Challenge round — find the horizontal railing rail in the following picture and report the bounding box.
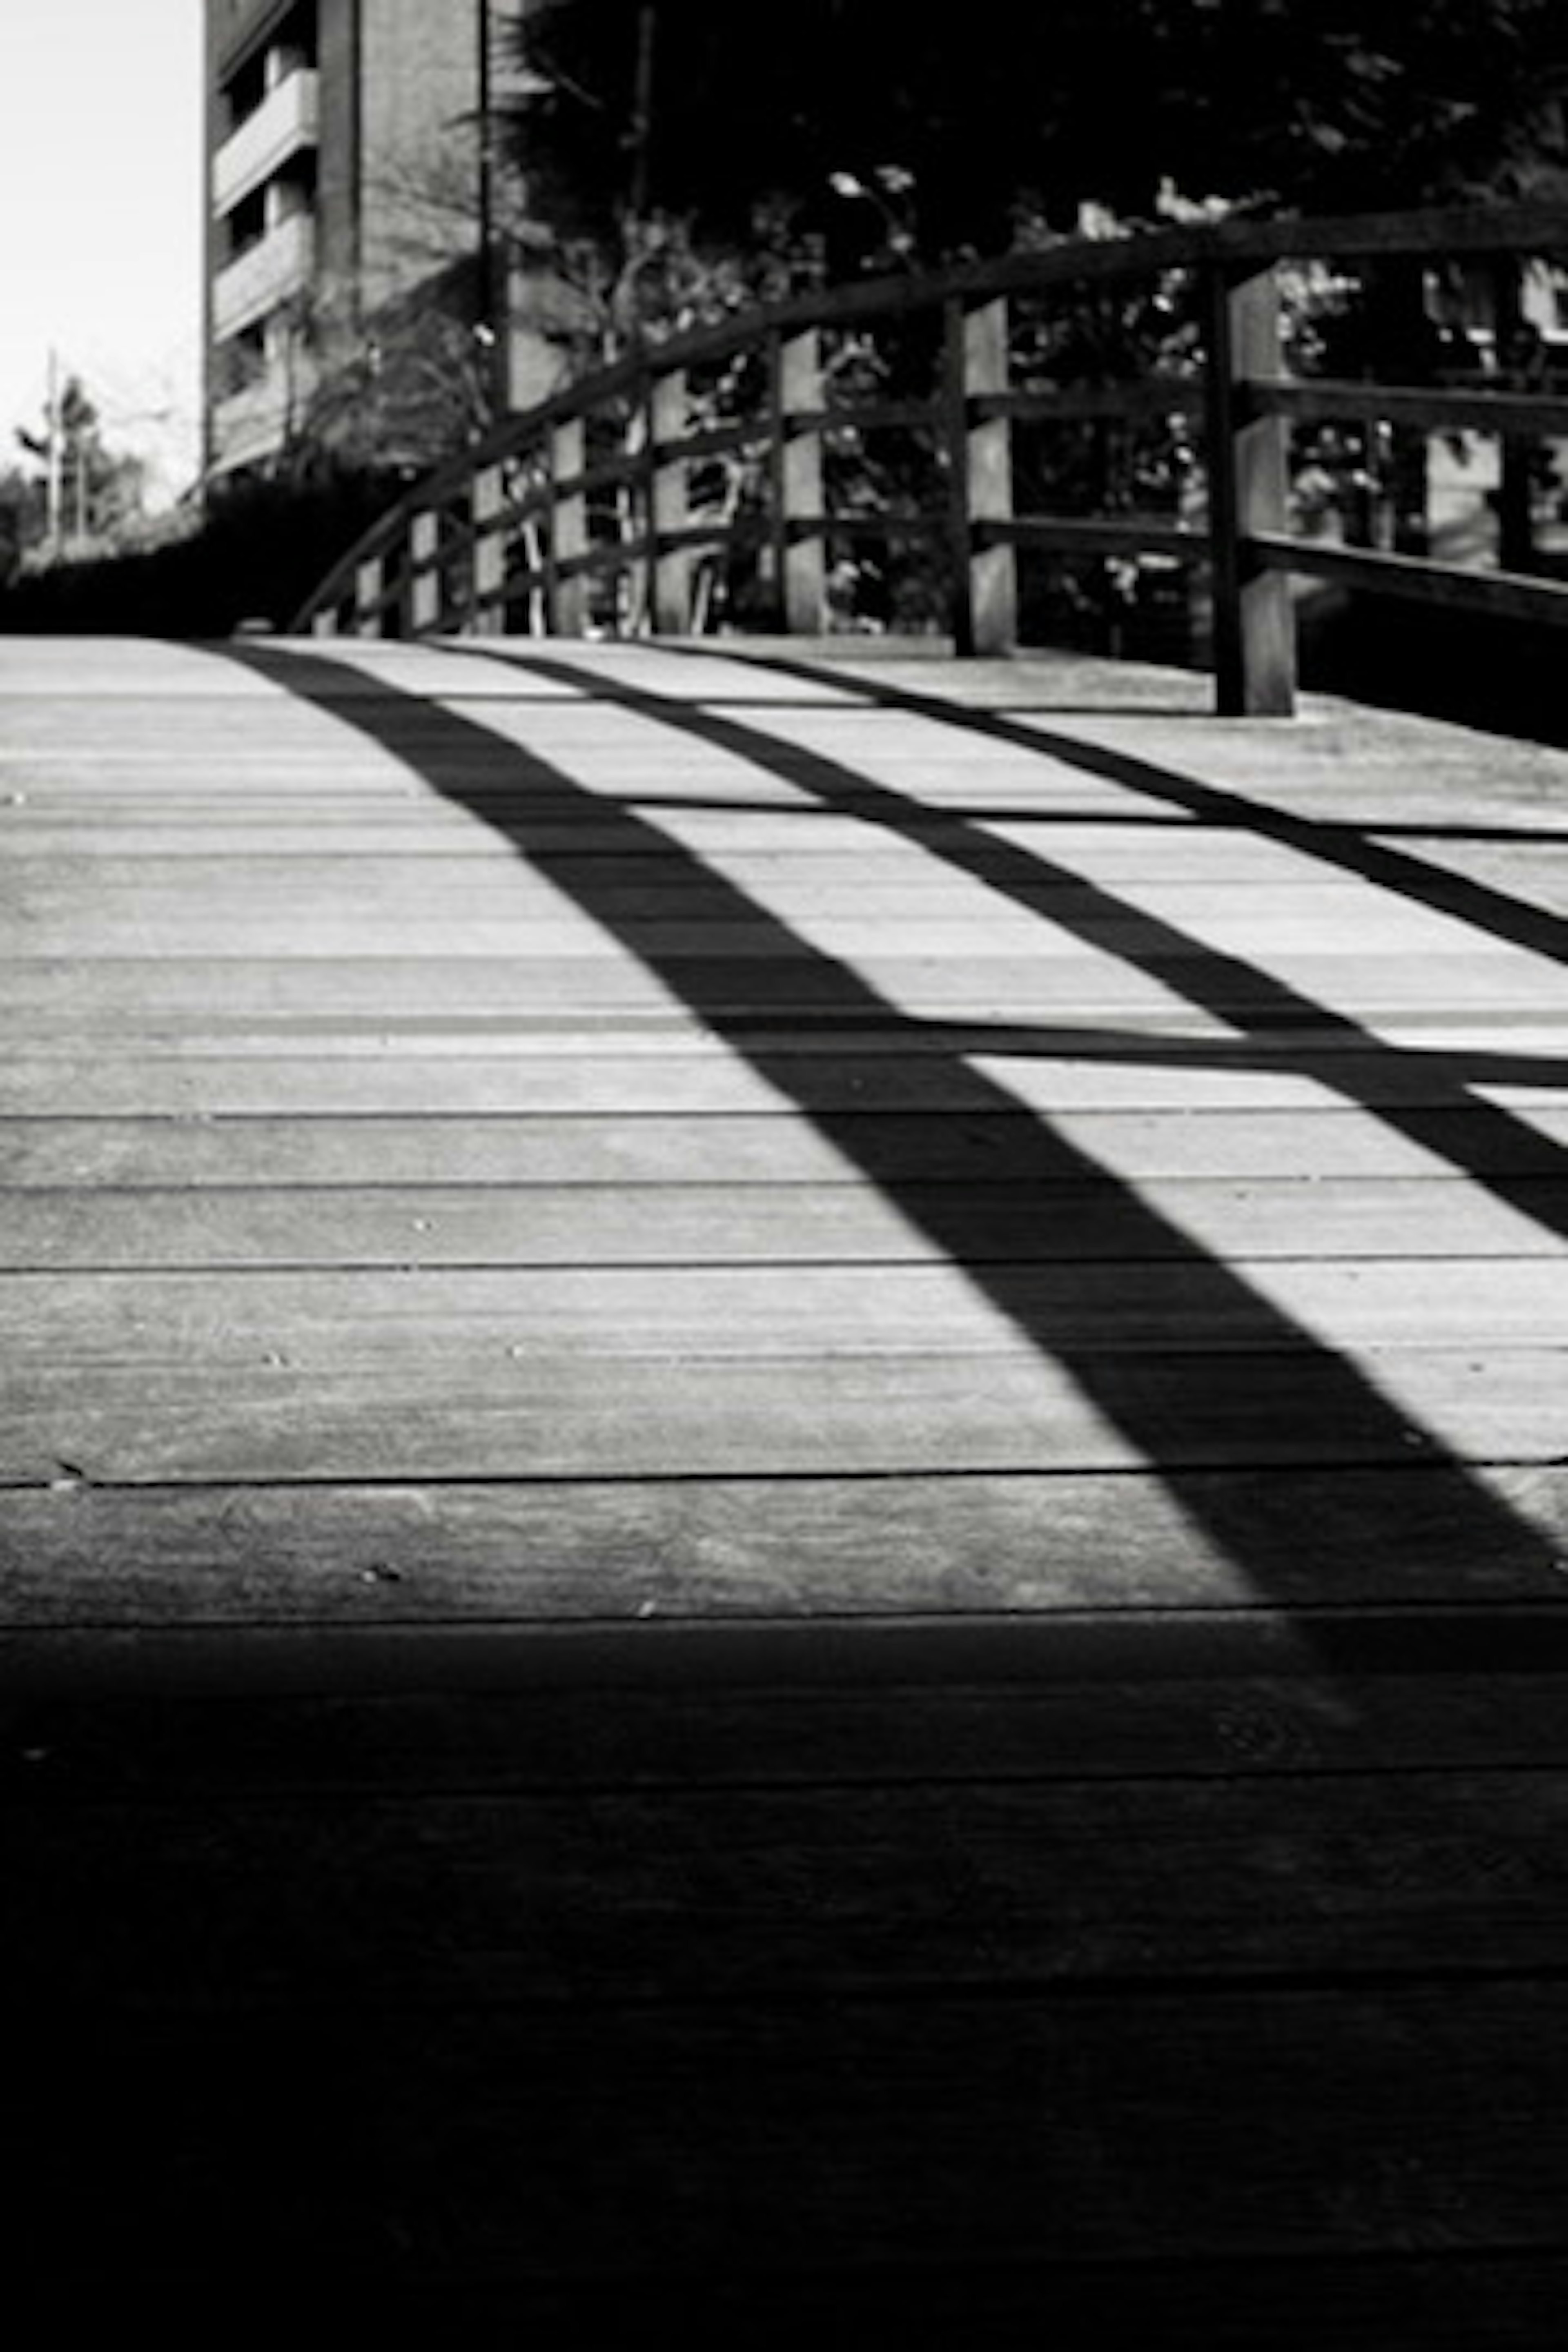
[292,202,1568,715]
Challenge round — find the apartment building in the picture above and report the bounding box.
[204,0,524,479]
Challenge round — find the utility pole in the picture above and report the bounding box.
[476,0,507,416]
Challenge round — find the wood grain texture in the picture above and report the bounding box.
[7,633,1568,2325]
[8,1175,1568,1270]
[2,1462,1565,1630]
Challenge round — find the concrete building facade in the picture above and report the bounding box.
[204,0,521,480]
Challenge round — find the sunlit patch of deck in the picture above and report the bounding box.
[5,633,1568,2331]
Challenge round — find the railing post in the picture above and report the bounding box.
[472,463,506,635]
[1363,258,1434,558]
[409,510,441,635]
[649,366,693,634]
[548,417,588,637]
[1203,256,1296,716]
[353,554,384,639]
[1491,254,1536,576]
[944,294,1017,656]
[773,327,827,634]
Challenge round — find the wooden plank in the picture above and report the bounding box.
[6,1047,1568,1116]
[16,1607,1568,1701]
[28,866,1521,921]
[10,1257,1568,1361]
[3,1465,1562,1628]
[24,908,1535,960]
[13,827,1568,945]
[6,1105,1568,1183]
[8,1175,1568,1271]
[26,949,1539,1019]
[8,1009,1564,1060]
[11,1768,1568,1996]
[20,2253,1553,2342]
[16,1667,1568,1793]
[0,825,1504,880]
[9,1982,1568,2274]
[6,1343,1568,1481]
[8,878,1558,961]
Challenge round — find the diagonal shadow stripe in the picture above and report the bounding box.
[676,648,1568,967]
[866,1022,1568,1100]
[503,640,1568,1252]
[223,641,1557,1609]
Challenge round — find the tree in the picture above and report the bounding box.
[479,5,1568,641]
[0,466,46,585]
[13,375,147,559]
[1131,0,1568,214]
[282,261,499,480]
[504,0,1568,260]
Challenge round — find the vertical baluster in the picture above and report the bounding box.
[409,511,441,635]
[353,554,384,639]
[1492,254,1536,577]
[945,294,1017,656]
[472,463,506,635]
[650,367,692,634]
[550,417,588,636]
[1203,257,1296,716]
[773,327,827,634]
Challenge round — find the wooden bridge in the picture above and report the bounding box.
[7,203,1568,2332]
[5,624,1568,2333]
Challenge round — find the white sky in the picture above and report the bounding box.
[0,0,204,507]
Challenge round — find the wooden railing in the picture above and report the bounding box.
[292,203,1568,715]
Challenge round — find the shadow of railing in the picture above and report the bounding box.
[223,637,1566,1630]
[630,642,1568,1252]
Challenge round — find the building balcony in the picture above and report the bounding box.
[213,67,320,216]
[209,356,316,476]
[213,210,317,341]
[212,0,296,76]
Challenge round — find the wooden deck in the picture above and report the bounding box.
[5,631,1568,2332]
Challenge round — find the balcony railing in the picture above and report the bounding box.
[213,210,316,341]
[213,67,320,217]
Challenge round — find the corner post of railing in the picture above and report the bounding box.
[471,461,506,635]
[352,553,385,639]
[409,510,441,635]
[649,363,693,634]
[548,416,588,636]
[1490,251,1537,575]
[944,292,1017,657]
[1202,250,1296,716]
[772,325,828,633]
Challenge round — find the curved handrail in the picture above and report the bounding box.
[292,200,1568,714]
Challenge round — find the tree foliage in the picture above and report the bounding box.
[506,0,1568,265]
[11,376,148,560]
[0,467,46,585]
[1134,0,1568,213]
